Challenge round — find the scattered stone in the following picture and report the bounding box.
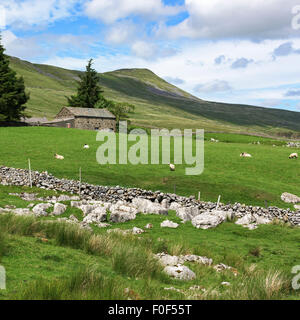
[221,282,231,286]
[52,203,67,216]
[160,220,179,228]
[32,203,53,216]
[132,227,144,235]
[191,213,225,229]
[164,264,196,281]
[145,223,153,229]
[281,192,300,204]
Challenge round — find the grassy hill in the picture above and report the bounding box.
[8,56,300,138]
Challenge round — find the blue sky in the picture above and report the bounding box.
[1,0,300,112]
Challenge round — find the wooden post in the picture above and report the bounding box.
[216,195,221,209]
[28,159,32,188]
[79,167,82,195]
[265,200,268,209]
[198,191,201,201]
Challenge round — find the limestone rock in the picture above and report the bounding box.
[32,203,53,216]
[164,264,196,281]
[160,220,179,228]
[52,203,67,216]
[191,213,225,229]
[281,192,300,204]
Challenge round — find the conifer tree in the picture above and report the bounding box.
[0,36,29,121]
[67,59,103,108]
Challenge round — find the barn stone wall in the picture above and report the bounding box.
[55,108,73,119]
[74,117,116,131]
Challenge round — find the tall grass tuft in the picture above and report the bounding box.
[112,244,164,280]
[11,268,126,300]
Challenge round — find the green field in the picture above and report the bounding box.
[0,126,299,209]
[1,127,300,300]
[8,56,300,138]
[0,185,300,300]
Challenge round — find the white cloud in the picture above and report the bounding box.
[105,21,138,45]
[84,0,182,24]
[1,0,80,29]
[194,80,232,93]
[158,0,300,40]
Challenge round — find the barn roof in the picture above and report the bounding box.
[63,107,116,119]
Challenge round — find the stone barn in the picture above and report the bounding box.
[52,107,116,131]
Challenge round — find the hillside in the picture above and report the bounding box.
[8,56,300,137]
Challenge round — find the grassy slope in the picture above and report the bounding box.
[8,56,300,137]
[0,127,299,209]
[0,185,300,300]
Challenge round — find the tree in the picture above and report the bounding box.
[0,36,29,122]
[67,59,103,108]
[95,96,135,129]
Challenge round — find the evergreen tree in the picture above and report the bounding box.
[67,59,103,108]
[0,36,29,121]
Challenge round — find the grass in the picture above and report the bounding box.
[0,126,299,209]
[8,56,300,137]
[0,208,299,300]
[1,127,300,299]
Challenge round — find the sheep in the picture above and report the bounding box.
[169,163,175,171]
[240,152,252,158]
[83,144,90,149]
[54,153,64,160]
[289,153,298,159]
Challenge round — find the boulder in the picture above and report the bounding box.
[83,206,107,224]
[281,192,300,204]
[110,204,137,223]
[191,213,225,229]
[52,203,67,216]
[180,254,213,266]
[164,264,196,281]
[156,253,180,266]
[132,198,168,215]
[32,203,53,216]
[176,206,199,222]
[235,214,255,225]
[160,220,179,228]
[169,202,182,211]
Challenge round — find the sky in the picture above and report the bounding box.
[1,0,300,111]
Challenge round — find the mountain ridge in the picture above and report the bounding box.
[7,55,300,138]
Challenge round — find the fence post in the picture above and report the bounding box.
[216,195,221,209]
[28,159,32,188]
[79,167,82,195]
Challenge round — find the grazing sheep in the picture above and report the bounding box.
[240,152,252,158]
[83,144,90,149]
[289,153,298,159]
[54,153,64,160]
[169,163,175,171]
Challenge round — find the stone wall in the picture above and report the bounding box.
[74,117,116,131]
[55,108,73,119]
[1,166,300,226]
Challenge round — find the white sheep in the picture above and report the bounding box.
[240,152,252,158]
[54,153,64,160]
[83,144,90,149]
[169,163,175,171]
[289,153,298,159]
